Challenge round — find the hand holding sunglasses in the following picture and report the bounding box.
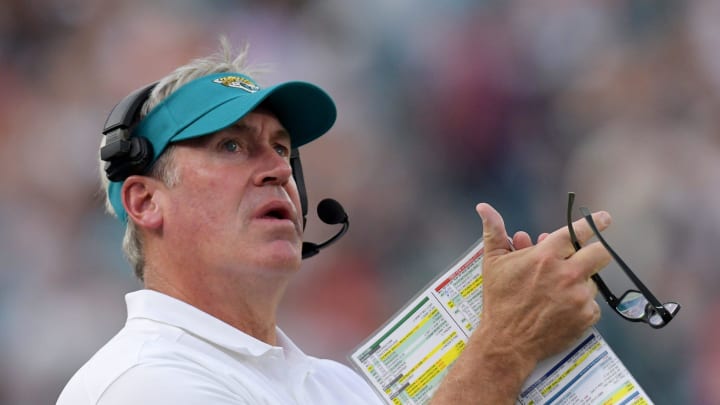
[567,192,680,329]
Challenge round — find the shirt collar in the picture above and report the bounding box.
[125,289,305,359]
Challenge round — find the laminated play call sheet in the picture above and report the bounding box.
[349,239,652,405]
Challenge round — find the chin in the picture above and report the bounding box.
[256,242,302,271]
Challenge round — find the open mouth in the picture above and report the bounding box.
[263,208,290,220]
[256,202,293,222]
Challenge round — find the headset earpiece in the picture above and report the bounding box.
[103,136,154,182]
[101,83,157,182]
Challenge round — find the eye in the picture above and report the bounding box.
[274,143,290,158]
[220,139,241,153]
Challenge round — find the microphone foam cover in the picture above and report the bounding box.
[317,198,347,225]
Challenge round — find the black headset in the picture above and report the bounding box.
[100,82,310,225]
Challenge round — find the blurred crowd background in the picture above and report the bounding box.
[1,0,718,404]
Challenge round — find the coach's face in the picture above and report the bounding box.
[160,109,304,278]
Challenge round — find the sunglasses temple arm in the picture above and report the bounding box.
[568,194,619,307]
[590,273,618,307]
[582,213,671,319]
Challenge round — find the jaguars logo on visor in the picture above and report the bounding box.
[212,75,260,93]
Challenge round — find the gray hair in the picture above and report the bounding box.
[99,37,263,281]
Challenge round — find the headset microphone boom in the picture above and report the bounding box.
[301,198,349,259]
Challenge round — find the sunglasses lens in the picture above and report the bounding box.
[616,291,648,320]
[648,302,680,327]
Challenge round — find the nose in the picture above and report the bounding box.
[253,146,293,186]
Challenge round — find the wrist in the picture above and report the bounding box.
[469,325,538,395]
[429,325,537,405]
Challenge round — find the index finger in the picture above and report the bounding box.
[541,210,612,258]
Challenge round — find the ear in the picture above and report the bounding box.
[121,175,164,230]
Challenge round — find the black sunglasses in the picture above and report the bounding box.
[567,192,680,329]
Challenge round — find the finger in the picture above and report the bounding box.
[512,231,532,250]
[537,233,550,244]
[587,300,602,327]
[578,282,602,329]
[587,277,599,297]
[567,241,613,279]
[476,203,511,256]
[542,211,612,258]
[593,301,601,323]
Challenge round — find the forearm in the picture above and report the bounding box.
[429,326,537,405]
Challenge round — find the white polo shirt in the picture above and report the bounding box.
[57,289,383,404]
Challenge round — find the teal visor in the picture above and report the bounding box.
[107,72,337,223]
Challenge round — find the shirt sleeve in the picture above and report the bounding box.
[97,362,257,405]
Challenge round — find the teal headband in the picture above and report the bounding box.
[107,72,337,223]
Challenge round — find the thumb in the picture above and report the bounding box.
[476,203,511,256]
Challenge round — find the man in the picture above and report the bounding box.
[58,41,612,404]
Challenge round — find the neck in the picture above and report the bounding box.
[143,260,293,345]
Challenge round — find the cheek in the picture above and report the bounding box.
[168,173,241,230]
[287,181,304,221]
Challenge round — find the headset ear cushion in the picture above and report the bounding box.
[104,137,154,182]
[128,136,154,174]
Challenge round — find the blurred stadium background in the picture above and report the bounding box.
[1,0,718,403]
